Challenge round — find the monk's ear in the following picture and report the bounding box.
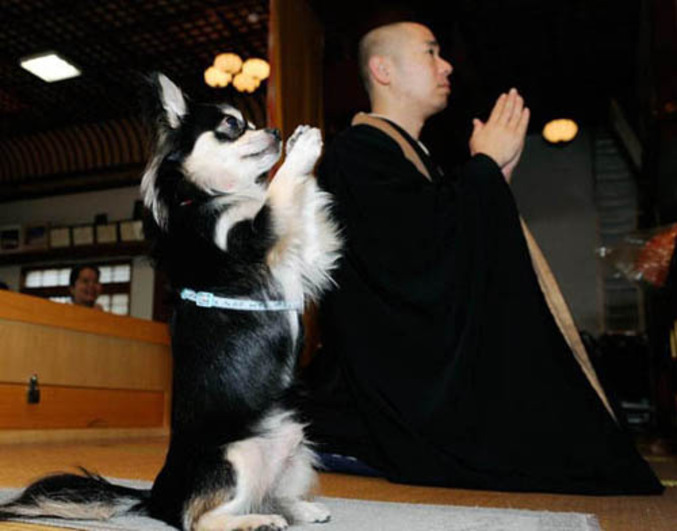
[368,56,391,86]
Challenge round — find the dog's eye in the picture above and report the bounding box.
[225,116,239,129]
[216,115,245,140]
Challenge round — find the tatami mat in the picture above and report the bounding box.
[0,438,675,530]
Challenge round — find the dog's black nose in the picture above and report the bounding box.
[266,128,281,140]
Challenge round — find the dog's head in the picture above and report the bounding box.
[141,73,281,229]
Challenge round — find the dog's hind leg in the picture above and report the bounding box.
[191,427,293,531]
[273,443,331,525]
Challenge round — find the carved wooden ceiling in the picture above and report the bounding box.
[0,0,269,200]
[0,0,269,139]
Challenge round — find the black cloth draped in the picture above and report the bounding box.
[301,118,663,495]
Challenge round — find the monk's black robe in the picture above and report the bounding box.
[301,117,663,495]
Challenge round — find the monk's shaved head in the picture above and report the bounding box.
[358,22,420,93]
[355,21,452,132]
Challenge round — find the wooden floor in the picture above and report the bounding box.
[0,437,675,530]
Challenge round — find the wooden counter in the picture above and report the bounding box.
[0,290,171,443]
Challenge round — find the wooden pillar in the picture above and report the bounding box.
[267,0,324,139]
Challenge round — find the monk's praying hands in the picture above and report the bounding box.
[469,88,530,181]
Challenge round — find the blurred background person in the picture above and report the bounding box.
[69,264,103,310]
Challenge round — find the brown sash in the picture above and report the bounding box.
[352,112,615,418]
[352,113,432,181]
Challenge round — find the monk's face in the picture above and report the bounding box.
[390,24,453,119]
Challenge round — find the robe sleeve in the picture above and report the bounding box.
[318,125,504,313]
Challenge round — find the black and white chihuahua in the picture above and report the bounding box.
[0,74,341,531]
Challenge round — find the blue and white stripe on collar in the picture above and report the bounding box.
[180,288,303,312]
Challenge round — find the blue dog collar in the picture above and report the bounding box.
[180,288,303,312]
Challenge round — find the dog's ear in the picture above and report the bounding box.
[156,73,187,129]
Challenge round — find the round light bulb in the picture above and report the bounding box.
[542,118,579,144]
[214,53,243,74]
[242,58,270,81]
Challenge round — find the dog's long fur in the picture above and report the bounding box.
[0,74,340,531]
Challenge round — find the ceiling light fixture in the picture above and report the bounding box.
[20,52,81,82]
[542,118,579,144]
[204,53,270,93]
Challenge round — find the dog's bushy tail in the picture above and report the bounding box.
[0,468,149,522]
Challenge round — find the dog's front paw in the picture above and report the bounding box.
[286,125,311,154]
[284,126,322,175]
